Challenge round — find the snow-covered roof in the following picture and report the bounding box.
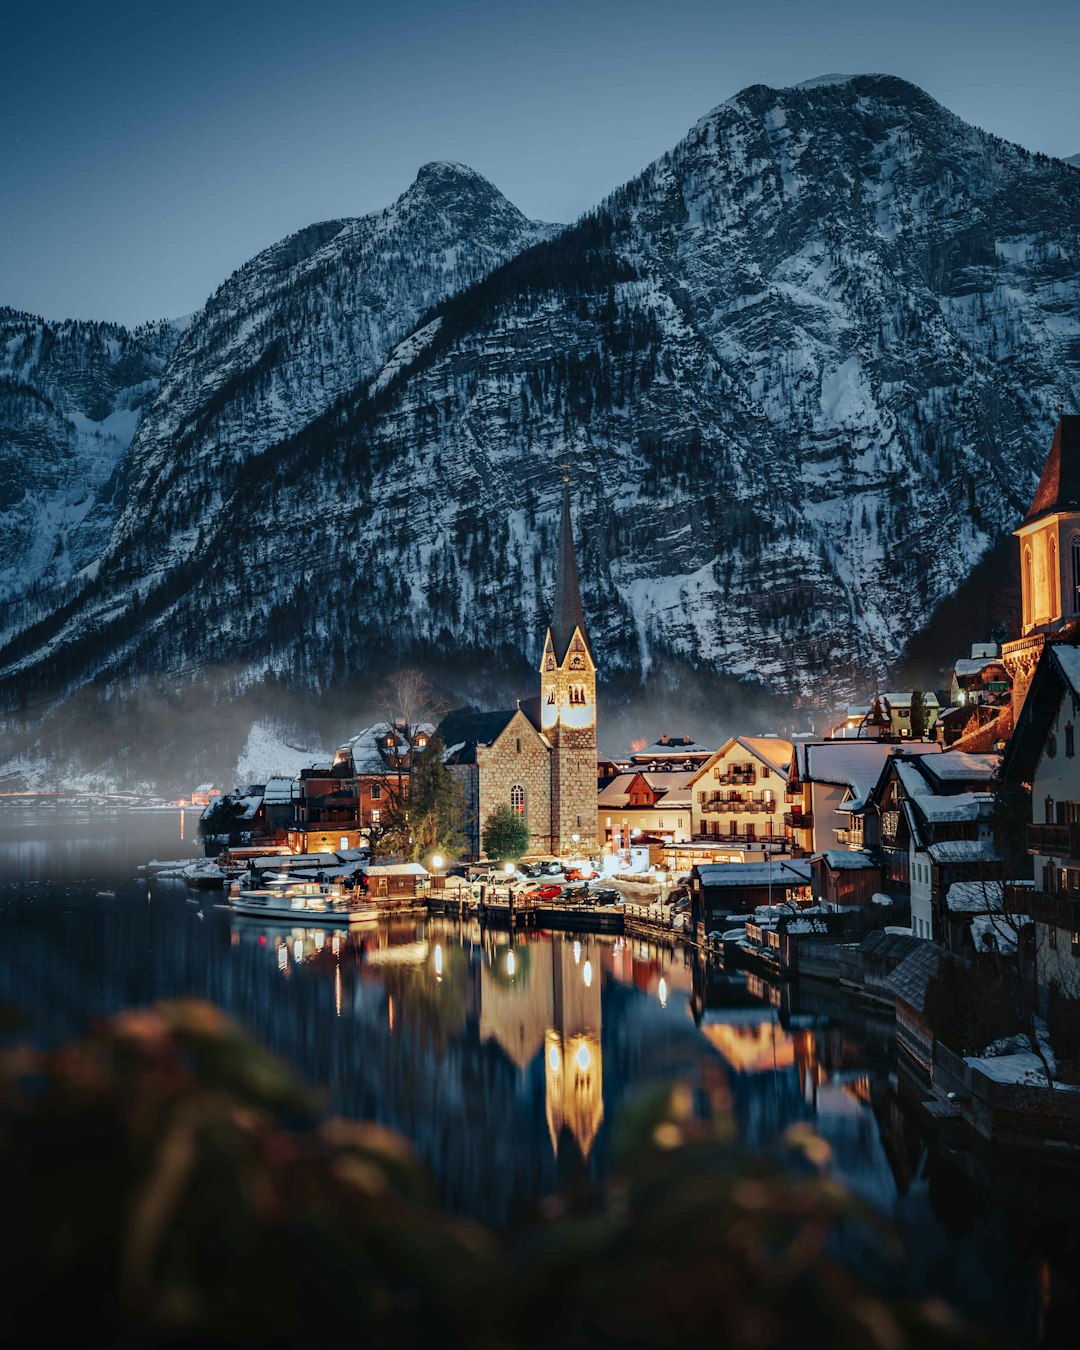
[947,881,1004,913]
[631,736,714,759]
[597,770,695,807]
[338,722,437,773]
[971,912,1029,956]
[364,862,429,876]
[263,776,296,804]
[927,839,1002,863]
[954,657,1006,679]
[798,741,940,812]
[814,850,878,871]
[1053,646,1080,699]
[735,735,793,776]
[695,860,812,888]
[922,750,999,783]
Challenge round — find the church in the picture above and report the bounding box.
[440,477,598,859]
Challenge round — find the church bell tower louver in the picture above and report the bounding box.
[540,473,597,857]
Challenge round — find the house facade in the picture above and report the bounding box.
[686,736,792,851]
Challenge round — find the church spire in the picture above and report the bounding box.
[550,471,589,664]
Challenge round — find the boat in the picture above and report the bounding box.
[226,879,381,924]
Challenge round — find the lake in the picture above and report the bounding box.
[1,810,1077,1342]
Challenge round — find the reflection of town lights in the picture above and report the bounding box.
[277,945,288,971]
[293,938,303,964]
[434,943,443,977]
[575,1043,591,1071]
[573,940,581,965]
[548,1044,561,1070]
[658,978,668,1007]
[506,950,516,976]
[335,965,342,1017]
[583,960,593,988]
[314,930,325,950]
[331,934,340,956]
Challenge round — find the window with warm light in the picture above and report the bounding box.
[510,784,525,816]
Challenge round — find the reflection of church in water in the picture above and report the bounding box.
[477,936,603,1159]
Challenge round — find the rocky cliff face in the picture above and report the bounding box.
[3,76,1080,788]
[0,310,179,616]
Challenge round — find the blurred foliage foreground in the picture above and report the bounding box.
[0,1000,999,1349]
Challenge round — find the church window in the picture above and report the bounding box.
[1071,537,1080,615]
[1046,795,1055,824]
[1050,536,1059,616]
[1048,733,1058,760]
[568,685,586,706]
[1024,548,1034,627]
[1068,724,1075,758]
[546,690,555,705]
[516,737,522,754]
[510,785,525,816]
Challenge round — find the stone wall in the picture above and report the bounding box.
[476,710,553,856]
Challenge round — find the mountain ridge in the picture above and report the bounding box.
[2,73,1080,790]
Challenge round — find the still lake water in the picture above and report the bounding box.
[2,810,1079,1342]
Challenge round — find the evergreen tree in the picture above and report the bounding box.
[909,689,928,740]
[481,804,530,863]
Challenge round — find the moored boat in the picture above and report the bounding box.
[226,880,380,924]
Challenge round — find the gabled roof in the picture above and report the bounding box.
[687,734,793,786]
[884,943,947,1012]
[813,850,879,871]
[437,707,521,764]
[999,641,1080,782]
[597,770,694,808]
[859,930,924,963]
[1022,415,1080,525]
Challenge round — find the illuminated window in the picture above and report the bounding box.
[510,785,525,816]
[1072,537,1080,615]
[370,809,380,824]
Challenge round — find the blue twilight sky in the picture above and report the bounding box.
[3,0,1079,327]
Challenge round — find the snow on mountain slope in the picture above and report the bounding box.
[102,161,559,576]
[0,309,179,613]
[3,77,1080,789]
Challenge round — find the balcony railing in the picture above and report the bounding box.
[701,799,778,815]
[784,788,802,803]
[1027,822,1080,859]
[784,811,813,829]
[1008,884,1080,928]
[714,770,757,786]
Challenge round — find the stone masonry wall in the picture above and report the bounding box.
[476,710,553,856]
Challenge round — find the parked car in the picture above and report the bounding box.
[525,883,563,901]
[591,888,621,906]
[561,885,589,903]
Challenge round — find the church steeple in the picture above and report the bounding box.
[540,472,597,856]
[550,473,590,664]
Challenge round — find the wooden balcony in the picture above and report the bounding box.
[701,799,778,815]
[714,770,757,786]
[1010,885,1080,929]
[784,811,813,829]
[1027,822,1080,859]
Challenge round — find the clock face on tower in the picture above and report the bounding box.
[569,654,585,670]
[544,655,555,671]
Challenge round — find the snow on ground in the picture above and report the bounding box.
[234,720,328,783]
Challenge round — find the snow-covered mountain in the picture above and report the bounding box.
[3,75,1080,789]
[0,310,179,613]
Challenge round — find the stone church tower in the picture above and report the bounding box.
[540,476,598,856]
[1002,414,1080,720]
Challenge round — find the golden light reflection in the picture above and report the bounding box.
[658,977,668,1007]
[434,943,443,978]
[583,960,592,988]
[506,950,516,977]
[335,964,342,1017]
[699,1018,796,1074]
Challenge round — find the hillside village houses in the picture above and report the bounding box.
[205,418,1080,991]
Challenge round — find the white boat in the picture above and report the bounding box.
[226,880,381,924]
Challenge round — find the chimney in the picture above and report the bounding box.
[660,733,669,744]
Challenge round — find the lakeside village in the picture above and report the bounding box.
[169,420,1080,1154]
